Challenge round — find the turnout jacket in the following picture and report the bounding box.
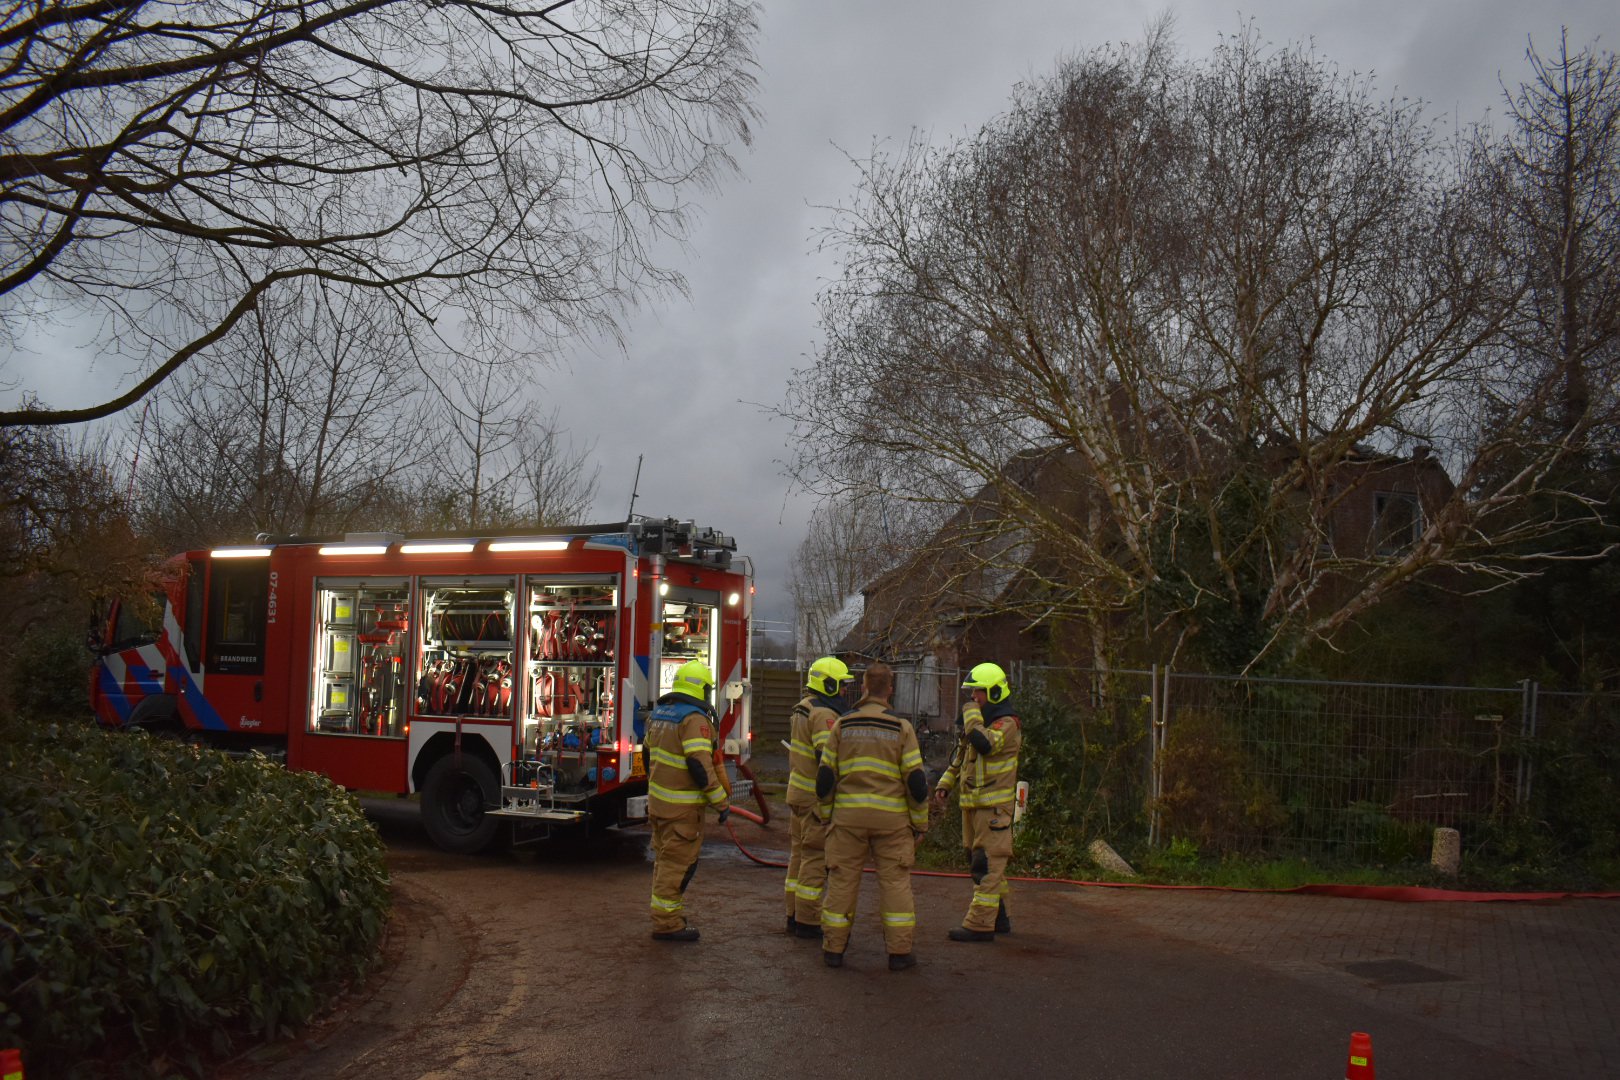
[936,698,1021,809]
[786,692,841,809]
[817,696,929,832]
[645,692,730,818]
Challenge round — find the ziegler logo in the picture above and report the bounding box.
[239,716,261,728]
[267,570,280,624]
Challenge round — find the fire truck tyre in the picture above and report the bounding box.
[126,695,179,734]
[421,755,501,854]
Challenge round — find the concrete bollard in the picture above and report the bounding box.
[1088,838,1138,878]
[1431,827,1461,876]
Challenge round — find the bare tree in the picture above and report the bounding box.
[0,0,759,426]
[511,408,601,527]
[788,24,1610,670]
[425,357,526,530]
[408,361,601,532]
[1494,32,1620,456]
[137,279,434,547]
[790,488,929,657]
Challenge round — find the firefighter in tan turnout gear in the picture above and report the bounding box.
[783,656,852,939]
[817,662,930,971]
[933,662,1022,941]
[646,659,730,941]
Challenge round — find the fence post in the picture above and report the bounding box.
[1148,663,1161,848]
[1524,679,1539,806]
[1516,679,1530,805]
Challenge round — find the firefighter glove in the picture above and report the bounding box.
[815,764,836,800]
[906,769,929,804]
[716,807,730,825]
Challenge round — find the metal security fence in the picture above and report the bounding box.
[755,658,960,733]
[1018,664,1620,862]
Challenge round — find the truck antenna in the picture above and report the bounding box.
[625,453,644,521]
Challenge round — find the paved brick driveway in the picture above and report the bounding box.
[232,804,1620,1079]
[1059,885,1620,1077]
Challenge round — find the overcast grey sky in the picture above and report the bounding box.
[556,0,1617,623]
[6,0,1616,624]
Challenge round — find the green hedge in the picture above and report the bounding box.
[0,717,390,1077]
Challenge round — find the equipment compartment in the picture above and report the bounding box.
[416,579,516,718]
[522,581,620,792]
[311,581,410,737]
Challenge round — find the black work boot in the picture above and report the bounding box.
[995,900,1012,935]
[652,926,701,942]
[947,926,995,943]
[823,950,844,968]
[786,915,798,935]
[888,952,917,971]
[794,921,824,940]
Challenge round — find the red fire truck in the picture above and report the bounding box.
[88,519,755,852]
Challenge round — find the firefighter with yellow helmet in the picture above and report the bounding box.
[783,655,852,938]
[933,661,1022,941]
[817,661,930,970]
[645,658,730,941]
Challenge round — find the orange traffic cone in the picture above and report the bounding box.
[1,1047,23,1080]
[1345,1031,1375,1080]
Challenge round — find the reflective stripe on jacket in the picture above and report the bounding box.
[786,693,839,809]
[819,697,928,831]
[950,700,1021,809]
[646,695,729,817]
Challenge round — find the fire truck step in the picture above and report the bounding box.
[487,808,587,822]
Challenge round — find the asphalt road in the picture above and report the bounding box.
[226,801,1618,1080]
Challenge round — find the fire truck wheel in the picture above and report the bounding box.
[420,755,500,854]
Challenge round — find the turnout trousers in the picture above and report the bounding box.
[961,804,1014,932]
[821,823,917,956]
[785,804,829,925]
[649,812,703,933]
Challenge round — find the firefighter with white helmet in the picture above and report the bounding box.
[817,661,931,971]
[645,658,730,941]
[933,661,1022,941]
[782,655,852,938]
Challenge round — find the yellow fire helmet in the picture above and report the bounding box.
[962,661,1011,704]
[806,655,853,696]
[671,658,715,700]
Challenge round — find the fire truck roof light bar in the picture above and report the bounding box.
[488,540,569,552]
[319,544,389,556]
[400,542,476,554]
[212,546,271,558]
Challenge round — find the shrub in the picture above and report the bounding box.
[0,715,390,1078]
[4,624,94,720]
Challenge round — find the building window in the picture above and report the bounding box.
[1373,492,1421,555]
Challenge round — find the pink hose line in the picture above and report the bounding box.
[722,812,1620,903]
